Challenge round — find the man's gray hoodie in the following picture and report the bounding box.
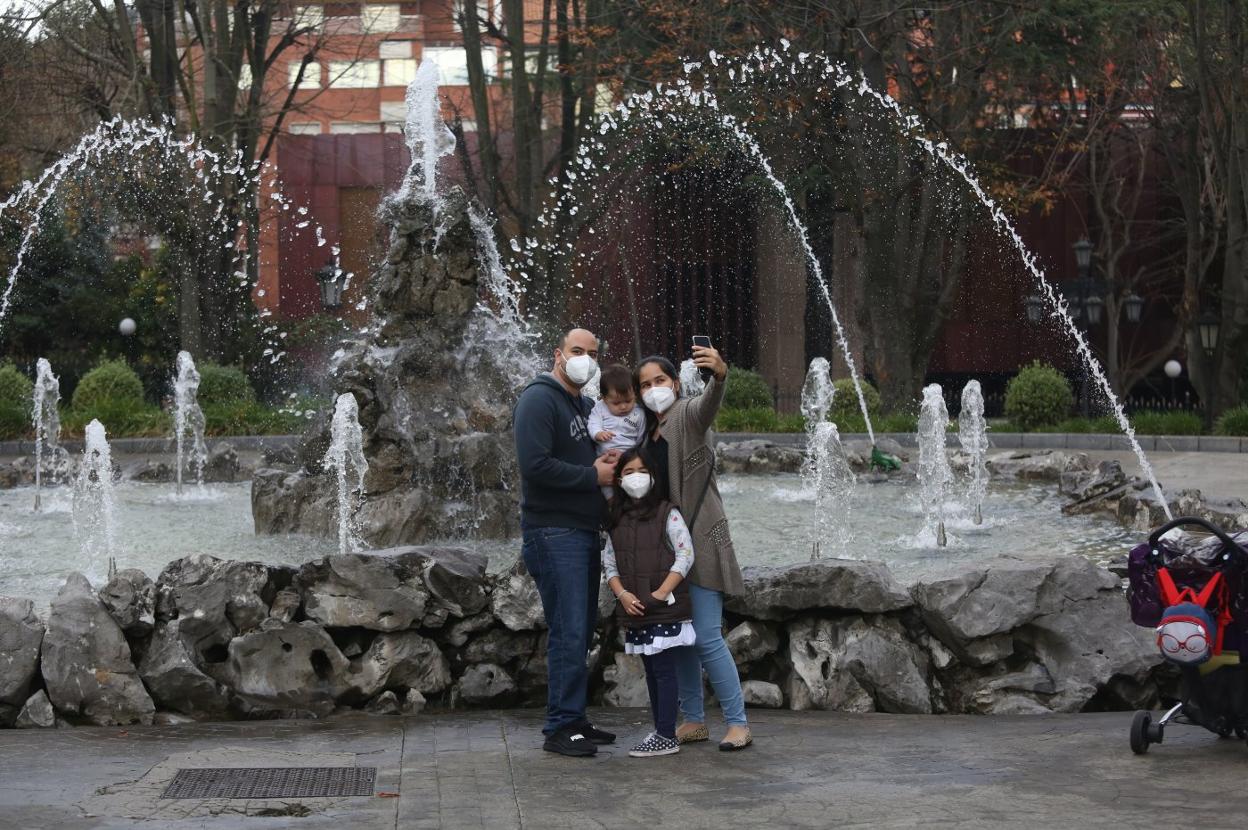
[513,373,605,531]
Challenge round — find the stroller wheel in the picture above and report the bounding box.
[1130,711,1152,755]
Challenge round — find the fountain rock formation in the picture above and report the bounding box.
[251,187,524,545]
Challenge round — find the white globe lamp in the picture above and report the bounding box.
[119,318,137,336]
[1164,360,1182,379]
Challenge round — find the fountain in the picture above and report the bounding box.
[800,357,855,559]
[172,351,208,495]
[917,384,954,547]
[31,358,67,511]
[251,59,534,546]
[323,393,369,554]
[959,380,990,525]
[71,419,116,580]
[520,43,1170,518]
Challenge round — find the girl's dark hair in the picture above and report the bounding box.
[605,445,669,530]
[633,354,679,437]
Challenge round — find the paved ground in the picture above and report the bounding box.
[2,708,1247,829]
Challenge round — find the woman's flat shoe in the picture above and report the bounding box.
[676,723,709,744]
[718,726,752,751]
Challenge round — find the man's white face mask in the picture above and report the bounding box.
[561,352,597,387]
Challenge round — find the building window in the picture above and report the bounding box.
[288,60,322,89]
[329,60,381,88]
[294,4,323,28]
[422,46,495,86]
[379,40,413,59]
[383,58,418,86]
[324,3,361,16]
[380,101,406,131]
[288,122,322,134]
[329,122,382,134]
[362,4,400,33]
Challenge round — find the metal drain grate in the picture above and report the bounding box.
[161,767,376,799]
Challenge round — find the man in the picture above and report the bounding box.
[514,328,620,757]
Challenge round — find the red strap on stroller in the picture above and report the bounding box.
[1157,567,1233,655]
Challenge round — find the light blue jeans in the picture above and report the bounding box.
[675,583,748,727]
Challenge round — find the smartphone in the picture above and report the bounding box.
[691,336,713,381]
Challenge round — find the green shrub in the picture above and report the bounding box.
[716,406,780,433]
[1215,405,1248,437]
[1129,410,1203,436]
[72,359,145,410]
[62,400,169,437]
[202,401,304,436]
[829,379,882,423]
[196,362,256,406]
[0,401,27,439]
[723,368,774,410]
[0,364,32,407]
[1004,361,1074,431]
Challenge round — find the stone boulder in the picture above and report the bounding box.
[965,664,1057,715]
[297,552,429,631]
[1061,461,1130,515]
[204,443,241,482]
[461,628,540,667]
[727,560,912,621]
[15,689,55,728]
[419,547,490,618]
[910,556,1118,664]
[41,573,155,726]
[0,598,44,715]
[725,620,779,667]
[602,653,649,707]
[786,615,932,714]
[126,460,174,483]
[156,555,273,662]
[717,440,804,475]
[365,690,402,714]
[222,619,350,717]
[456,663,516,703]
[490,564,545,631]
[138,619,232,718]
[986,450,1090,482]
[741,679,784,709]
[98,568,155,638]
[349,630,451,699]
[1017,591,1162,712]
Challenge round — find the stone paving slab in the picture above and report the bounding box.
[2,709,1248,829]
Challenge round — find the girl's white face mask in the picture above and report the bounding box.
[642,386,676,414]
[619,472,653,499]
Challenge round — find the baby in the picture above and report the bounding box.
[589,364,645,497]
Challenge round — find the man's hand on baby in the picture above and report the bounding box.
[595,430,615,442]
[593,450,621,485]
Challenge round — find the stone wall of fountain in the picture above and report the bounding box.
[0,548,1172,727]
[251,187,522,546]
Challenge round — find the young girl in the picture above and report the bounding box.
[602,446,696,757]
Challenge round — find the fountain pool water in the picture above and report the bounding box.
[172,351,208,495]
[31,358,67,511]
[0,473,1135,612]
[917,384,955,547]
[70,419,117,582]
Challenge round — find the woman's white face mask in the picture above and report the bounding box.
[619,472,653,499]
[561,353,597,387]
[642,386,676,414]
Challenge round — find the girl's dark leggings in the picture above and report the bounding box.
[642,649,679,739]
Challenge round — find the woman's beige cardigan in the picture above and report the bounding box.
[656,376,745,595]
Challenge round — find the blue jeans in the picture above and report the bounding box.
[675,583,748,727]
[521,525,600,736]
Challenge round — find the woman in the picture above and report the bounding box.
[633,347,751,751]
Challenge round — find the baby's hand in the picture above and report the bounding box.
[595,430,615,442]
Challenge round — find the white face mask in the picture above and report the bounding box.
[619,472,653,499]
[561,353,597,387]
[642,386,676,414]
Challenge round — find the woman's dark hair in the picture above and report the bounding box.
[633,354,679,437]
[605,445,669,530]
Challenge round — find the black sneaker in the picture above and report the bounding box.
[543,726,598,757]
[628,732,680,758]
[573,720,616,745]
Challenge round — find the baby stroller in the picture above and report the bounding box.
[1126,516,1248,754]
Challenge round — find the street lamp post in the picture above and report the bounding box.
[316,260,343,311]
